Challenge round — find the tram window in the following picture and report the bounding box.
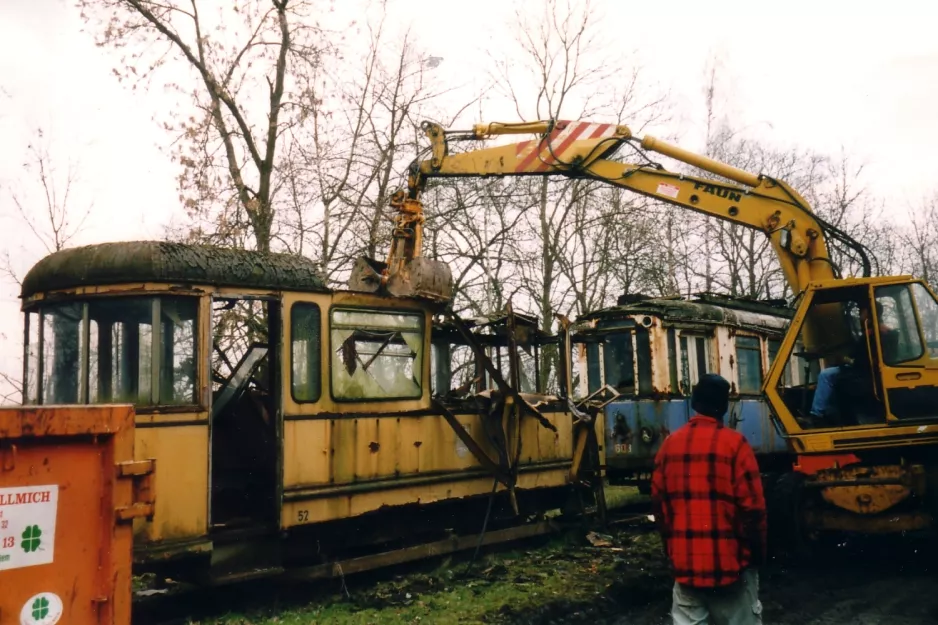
[34,297,199,407]
[488,345,538,394]
[431,342,473,397]
[635,327,653,395]
[535,344,561,395]
[736,335,762,394]
[667,328,679,394]
[41,302,84,404]
[586,343,601,395]
[24,312,40,404]
[768,338,792,386]
[291,303,322,402]
[603,332,635,393]
[88,319,99,401]
[89,297,197,405]
[158,297,198,404]
[430,343,448,396]
[678,334,709,395]
[331,309,424,400]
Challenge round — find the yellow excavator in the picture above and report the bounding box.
[351,117,938,547]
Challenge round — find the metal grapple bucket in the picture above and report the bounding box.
[348,255,454,303]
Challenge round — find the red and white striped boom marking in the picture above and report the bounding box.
[515,121,618,173]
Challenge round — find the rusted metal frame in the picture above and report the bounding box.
[505,302,524,474]
[115,459,157,522]
[807,478,916,488]
[570,426,590,479]
[502,302,524,514]
[803,509,932,533]
[36,311,44,403]
[569,383,617,480]
[585,421,608,524]
[429,399,512,486]
[21,312,29,404]
[282,520,557,582]
[430,305,551,504]
[553,313,571,400]
[441,307,557,433]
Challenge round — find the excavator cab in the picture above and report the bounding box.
[767,277,938,438]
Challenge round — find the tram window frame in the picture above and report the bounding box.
[602,330,636,395]
[23,310,40,404]
[635,326,653,395]
[677,331,711,395]
[485,343,540,395]
[329,307,426,402]
[290,302,323,403]
[28,295,199,408]
[735,334,763,395]
[767,337,793,386]
[586,342,602,395]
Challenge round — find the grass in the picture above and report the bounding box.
[179,508,668,624]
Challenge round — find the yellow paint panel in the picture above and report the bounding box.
[281,407,576,529]
[282,420,332,486]
[283,410,574,490]
[133,424,208,542]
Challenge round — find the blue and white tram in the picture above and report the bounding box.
[571,293,800,491]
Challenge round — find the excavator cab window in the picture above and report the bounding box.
[775,286,885,429]
[873,283,936,366]
[873,281,938,420]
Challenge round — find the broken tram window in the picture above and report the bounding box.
[330,309,425,400]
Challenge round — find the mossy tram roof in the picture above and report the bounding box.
[21,241,329,298]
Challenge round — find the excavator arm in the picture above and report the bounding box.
[409,119,864,296]
[382,119,875,357]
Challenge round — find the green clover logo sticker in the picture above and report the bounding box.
[32,596,49,620]
[21,525,42,553]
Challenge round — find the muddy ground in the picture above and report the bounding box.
[485,522,938,625]
[591,526,938,625]
[150,515,938,625]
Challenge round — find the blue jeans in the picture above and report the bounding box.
[671,568,763,625]
[810,366,841,418]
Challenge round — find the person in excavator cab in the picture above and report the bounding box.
[809,300,897,424]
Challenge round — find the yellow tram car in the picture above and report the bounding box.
[18,241,589,583]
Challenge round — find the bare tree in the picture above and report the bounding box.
[902,194,938,289]
[1,129,92,284]
[0,128,93,403]
[77,0,330,252]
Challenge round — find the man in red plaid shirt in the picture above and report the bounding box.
[651,373,766,624]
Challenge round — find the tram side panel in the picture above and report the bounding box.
[279,292,576,532]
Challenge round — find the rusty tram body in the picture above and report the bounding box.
[571,293,796,492]
[17,241,589,583]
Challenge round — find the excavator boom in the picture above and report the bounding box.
[410,119,840,297]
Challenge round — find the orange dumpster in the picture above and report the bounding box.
[0,405,153,625]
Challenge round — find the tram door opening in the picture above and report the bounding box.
[209,296,281,530]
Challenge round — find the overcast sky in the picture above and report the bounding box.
[1,0,936,400]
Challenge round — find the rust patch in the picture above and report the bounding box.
[368,441,380,453]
